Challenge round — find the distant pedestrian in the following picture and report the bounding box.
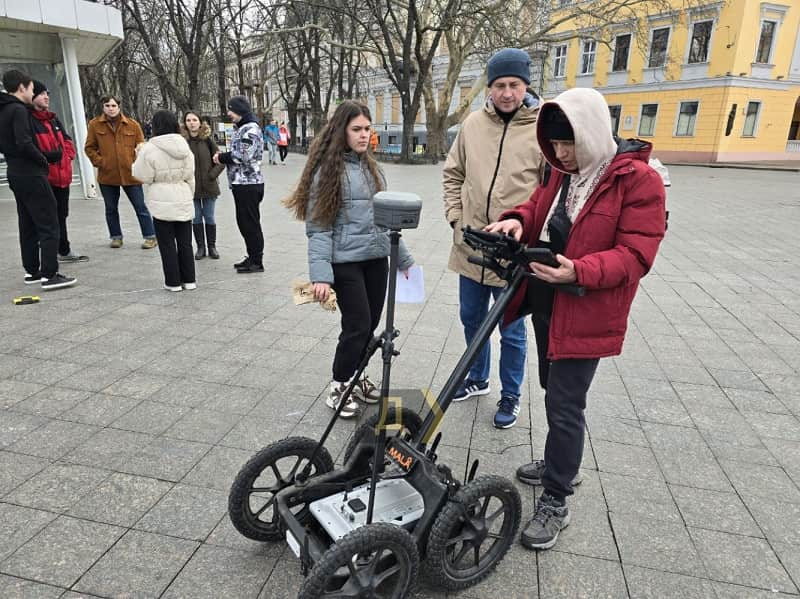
[369,130,379,153]
[0,69,76,290]
[265,119,279,165]
[132,109,196,292]
[277,121,290,164]
[212,95,265,273]
[183,110,224,260]
[29,80,89,263]
[85,95,157,249]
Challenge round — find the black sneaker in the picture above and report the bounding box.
[516,460,583,487]
[24,272,42,285]
[234,256,251,269]
[452,378,490,402]
[520,493,570,551]
[58,252,89,262]
[236,263,264,274]
[41,273,77,290]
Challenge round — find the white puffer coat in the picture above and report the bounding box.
[132,133,195,221]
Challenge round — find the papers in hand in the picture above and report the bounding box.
[395,265,425,303]
[292,280,338,311]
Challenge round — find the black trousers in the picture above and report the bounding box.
[279,146,288,161]
[331,258,388,382]
[532,316,600,500]
[9,174,59,279]
[232,184,264,265]
[153,218,195,287]
[52,185,71,256]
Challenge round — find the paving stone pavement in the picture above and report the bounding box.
[1,155,799,599]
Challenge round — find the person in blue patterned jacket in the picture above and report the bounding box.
[213,95,265,273]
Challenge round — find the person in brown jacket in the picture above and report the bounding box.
[84,95,157,249]
[442,48,543,429]
[182,111,225,259]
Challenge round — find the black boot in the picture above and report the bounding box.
[193,224,206,259]
[205,224,219,259]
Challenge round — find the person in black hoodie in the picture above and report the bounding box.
[0,70,76,290]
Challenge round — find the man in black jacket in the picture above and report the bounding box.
[0,70,75,290]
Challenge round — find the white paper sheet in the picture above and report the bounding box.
[395,265,425,303]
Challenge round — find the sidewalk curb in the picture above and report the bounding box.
[665,162,800,173]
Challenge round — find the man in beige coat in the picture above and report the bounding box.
[443,48,543,429]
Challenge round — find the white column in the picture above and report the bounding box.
[60,35,98,199]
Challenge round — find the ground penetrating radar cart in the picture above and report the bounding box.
[228,191,585,598]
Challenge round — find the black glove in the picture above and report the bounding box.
[43,149,63,164]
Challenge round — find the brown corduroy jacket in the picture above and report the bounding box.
[84,113,144,186]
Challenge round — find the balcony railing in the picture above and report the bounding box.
[787,140,800,153]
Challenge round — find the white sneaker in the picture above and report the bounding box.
[352,374,381,404]
[164,284,182,292]
[325,382,359,418]
[183,282,197,290]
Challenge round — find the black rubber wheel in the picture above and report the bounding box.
[298,522,419,599]
[422,475,521,591]
[228,436,334,541]
[342,407,423,465]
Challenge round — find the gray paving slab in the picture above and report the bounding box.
[1,160,799,597]
[0,515,125,587]
[0,574,63,599]
[133,483,227,541]
[72,529,198,598]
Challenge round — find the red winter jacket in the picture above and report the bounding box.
[502,138,666,360]
[30,109,76,188]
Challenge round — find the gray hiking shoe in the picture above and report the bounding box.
[516,459,583,487]
[520,493,570,551]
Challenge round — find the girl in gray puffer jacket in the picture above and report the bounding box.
[285,100,414,418]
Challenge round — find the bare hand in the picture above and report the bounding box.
[484,219,522,241]
[530,254,577,284]
[212,152,220,165]
[312,282,331,302]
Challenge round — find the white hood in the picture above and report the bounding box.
[148,133,192,161]
[537,88,618,178]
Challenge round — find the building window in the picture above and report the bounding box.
[609,105,622,136]
[688,21,712,63]
[553,44,567,78]
[648,27,670,68]
[742,101,761,136]
[639,104,658,136]
[580,40,597,75]
[675,101,699,136]
[755,20,777,64]
[612,34,631,72]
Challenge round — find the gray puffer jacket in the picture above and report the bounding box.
[306,153,414,284]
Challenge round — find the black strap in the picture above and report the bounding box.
[547,175,572,256]
[553,174,570,219]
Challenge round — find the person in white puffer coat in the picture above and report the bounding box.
[132,109,196,292]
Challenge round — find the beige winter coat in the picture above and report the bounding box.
[132,133,195,222]
[443,94,542,285]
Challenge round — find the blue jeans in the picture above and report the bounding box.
[193,198,217,225]
[459,275,526,399]
[99,184,155,239]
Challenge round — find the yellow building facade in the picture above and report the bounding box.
[543,0,800,163]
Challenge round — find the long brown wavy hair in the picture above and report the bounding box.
[284,100,384,228]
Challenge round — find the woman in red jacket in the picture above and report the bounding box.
[486,87,666,552]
